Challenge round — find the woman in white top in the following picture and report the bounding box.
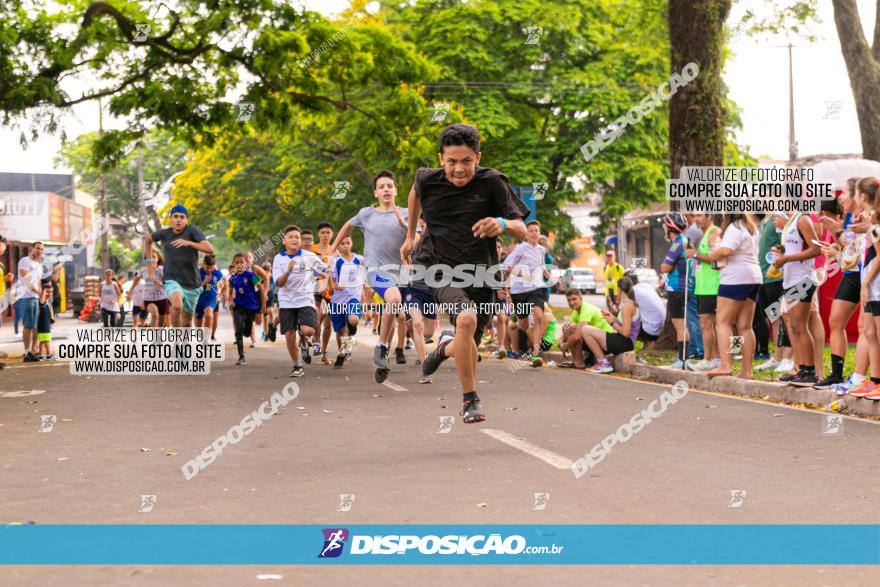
[770,212,821,386]
[697,214,762,379]
[100,270,122,328]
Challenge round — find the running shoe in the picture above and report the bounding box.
[333,352,345,368]
[267,323,277,342]
[419,373,432,384]
[321,353,331,366]
[492,348,508,359]
[41,354,55,361]
[460,398,486,423]
[236,356,246,366]
[374,346,391,382]
[592,358,614,374]
[755,358,779,371]
[405,338,414,350]
[848,380,878,398]
[686,359,713,372]
[300,339,311,364]
[774,358,795,373]
[814,375,843,390]
[23,352,40,363]
[290,365,304,377]
[395,348,407,364]
[373,345,389,369]
[507,350,520,359]
[531,356,543,368]
[312,342,321,356]
[778,372,797,383]
[666,359,685,369]
[790,371,818,387]
[831,376,856,396]
[864,387,880,400]
[422,330,453,376]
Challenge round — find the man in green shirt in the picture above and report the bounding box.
[685,213,721,371]
[561,288,613,367]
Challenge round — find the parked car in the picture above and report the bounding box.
[561,268,597,294]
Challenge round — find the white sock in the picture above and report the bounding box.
[851,373,866,384]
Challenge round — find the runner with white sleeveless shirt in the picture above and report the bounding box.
[770,212,820,386]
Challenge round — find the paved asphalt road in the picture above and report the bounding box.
[1,319,879,586]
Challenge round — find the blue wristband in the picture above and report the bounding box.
[496,217,507,233]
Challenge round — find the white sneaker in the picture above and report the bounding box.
[755,358,778,371]
[774,358,795,373]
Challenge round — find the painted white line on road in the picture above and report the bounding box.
[481,428,573,470]
[382,380,408,392]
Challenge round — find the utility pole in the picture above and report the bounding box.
[98,98,109,271]
[787,43,797,162]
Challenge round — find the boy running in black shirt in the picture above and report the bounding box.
[400,124,529,423]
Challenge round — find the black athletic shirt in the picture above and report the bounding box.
[412,166,529,269]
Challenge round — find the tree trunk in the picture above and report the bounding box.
[831,0,880,161]
[668,0,731,187]
[652,0,730,351]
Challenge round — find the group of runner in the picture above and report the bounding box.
[659,176,880,400]
[129,124,552,423]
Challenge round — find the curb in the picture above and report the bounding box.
[626,364,880,419]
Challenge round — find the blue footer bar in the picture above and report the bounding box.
[2,524,878,564]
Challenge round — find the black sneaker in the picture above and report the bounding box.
[395,348,407,364]
[778,372,798,383]
[268,323,277,342]
[790,371,818,387]
[333,352,346,369]
[422,330,453,376]
[23,352,40,363]
[461,398,486,423]
[814,375,843,390]
[290,365,304,377]
[300,339,311,364]
[236,356,246,366]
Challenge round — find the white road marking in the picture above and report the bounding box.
[0,389,47,398]
[481,428,573,470]
[382,380,408,392]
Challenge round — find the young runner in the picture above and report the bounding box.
[144,205,214,327]
[227,253,269,365]
[502,219,550,367]
[260,262,277,342]
[132,249,169,328]
[401,124,529,423]
[771,211,821,385]
[100,270,122,327]
[313,222,335,364]
[331,170,410,383]
[273,225,327,377]
[659,212,690,368]
[327,236,364,368]
[195,254,223,336]
[37,281,54,360]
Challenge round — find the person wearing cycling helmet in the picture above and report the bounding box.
[660,212,690,368]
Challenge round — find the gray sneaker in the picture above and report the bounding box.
[372,345,389,370]
[419,373,433,384]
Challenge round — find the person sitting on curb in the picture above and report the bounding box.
[558,288,614,369]
[580,277,640,374]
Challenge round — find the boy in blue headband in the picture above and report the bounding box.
[144,205,215,327]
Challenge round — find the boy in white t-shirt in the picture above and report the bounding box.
[328,236,365,368]
[502,220,550,367]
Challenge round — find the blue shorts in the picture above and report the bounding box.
[194,299,216,320]
[164,280,202,314]
[329,299,361,332]
[403,285,437,320]
[14,298,39,329]
[718,283,761,302]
